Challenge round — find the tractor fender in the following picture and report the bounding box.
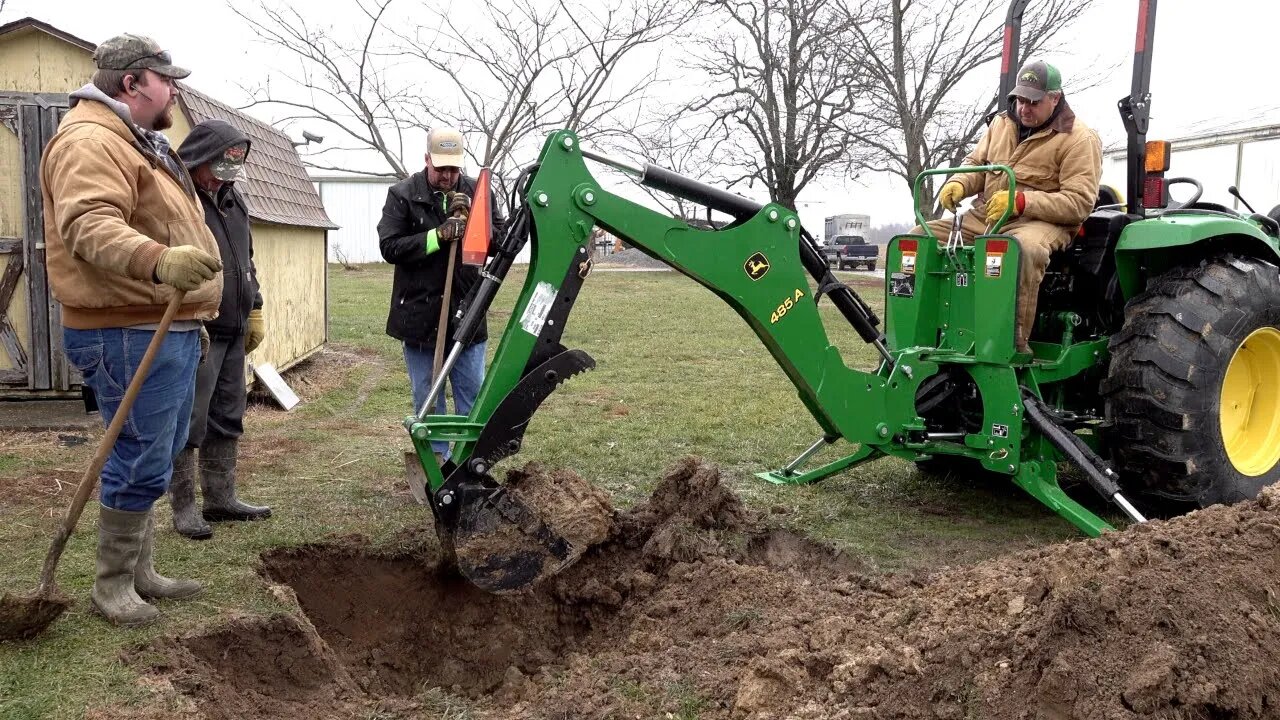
[1113,214,1280,299]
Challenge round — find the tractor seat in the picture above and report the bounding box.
[1044,186,1129,273]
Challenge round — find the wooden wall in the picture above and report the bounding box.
[0,29,94,94]
[0,119,26,377]
[249,222,327,374]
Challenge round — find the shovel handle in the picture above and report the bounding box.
[432,222,463,390]
[37,290,187,591]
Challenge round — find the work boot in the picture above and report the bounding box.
[169,448,212,540]
[200,438,272,522]
[92,505,160,627]
[135,510,203,601]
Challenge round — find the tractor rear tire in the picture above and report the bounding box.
[1102,254,1280,510]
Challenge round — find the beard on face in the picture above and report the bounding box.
[152,104,174,131]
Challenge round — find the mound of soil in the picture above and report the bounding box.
[134,458,1280,719]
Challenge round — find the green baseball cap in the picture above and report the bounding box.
[1009,60,1061,102]
[93,34,191,79]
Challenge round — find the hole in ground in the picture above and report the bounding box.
[135,459,874,719]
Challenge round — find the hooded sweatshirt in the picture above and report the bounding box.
[40,84,221,329]
[178,120,262,339]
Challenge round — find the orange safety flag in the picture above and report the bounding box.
[462,168,492,266]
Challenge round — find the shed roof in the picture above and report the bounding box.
[178,85,336,229]
[0,17,95,52]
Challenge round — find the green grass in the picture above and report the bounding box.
[0,262,1080,718]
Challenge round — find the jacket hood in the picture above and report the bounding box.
[178,119,252,169]
[69,83,134,125]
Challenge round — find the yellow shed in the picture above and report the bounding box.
[0,18,335,399]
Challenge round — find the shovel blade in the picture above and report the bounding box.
[0,589,70,642]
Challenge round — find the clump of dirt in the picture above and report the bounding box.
[506,464,616,552]
[453,464,617,593]
[141,614,360,717]
[134,458,1280,720]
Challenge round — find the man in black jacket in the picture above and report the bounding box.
[170,119,272,539]
[378,127,501,458]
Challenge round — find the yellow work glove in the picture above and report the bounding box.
[938,181,966,212]
[154,246,222,291]
[985,190,1026,226]
[245,309,265,354]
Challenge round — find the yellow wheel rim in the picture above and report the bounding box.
[1221,327,1280,476]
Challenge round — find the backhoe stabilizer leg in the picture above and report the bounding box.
[759,443,883,485]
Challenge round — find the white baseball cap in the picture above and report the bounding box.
[427,127,465,168]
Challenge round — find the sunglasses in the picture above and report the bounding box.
[114,49,172,70]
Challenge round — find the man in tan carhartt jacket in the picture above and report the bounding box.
[40,34,223,628]
[914,59,1103,354]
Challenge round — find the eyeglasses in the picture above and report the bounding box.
[1018,92,1059,109]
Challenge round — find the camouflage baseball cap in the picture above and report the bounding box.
[93,34,191,79]
[1008,60,1061,103]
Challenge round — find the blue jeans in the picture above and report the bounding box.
[403,340,486,456]
[63,328,199,511]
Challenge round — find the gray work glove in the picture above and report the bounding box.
[199,325,209,365]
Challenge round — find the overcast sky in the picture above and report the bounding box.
[13,0,1280,231]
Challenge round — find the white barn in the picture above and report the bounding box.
[1104,124,1280,213]
[313,175,395,264]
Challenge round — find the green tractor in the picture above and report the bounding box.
[407,0,1280,592]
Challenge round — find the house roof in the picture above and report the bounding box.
[0,17,95,51]
[178,84,336,229]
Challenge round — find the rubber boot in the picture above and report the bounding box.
[135,509,203,601]
[92,505,160,627]
[200,438,272,522]
[169,448,212,540]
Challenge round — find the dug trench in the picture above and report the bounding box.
[134,457,1280,719]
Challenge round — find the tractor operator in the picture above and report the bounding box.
[915,59,1103,355]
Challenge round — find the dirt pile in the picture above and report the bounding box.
[133,458,1280,719]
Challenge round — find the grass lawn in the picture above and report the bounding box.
[0,263,1082,718]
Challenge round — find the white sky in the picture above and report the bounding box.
[14,0,1280,231]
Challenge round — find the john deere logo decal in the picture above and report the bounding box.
[745,252,770,280]
[1020,70,1039,83]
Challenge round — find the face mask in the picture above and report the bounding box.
[211,144,248,182]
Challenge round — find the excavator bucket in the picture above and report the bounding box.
[421,349,609,593]
[442,460,614,593]
[451,481,575,593]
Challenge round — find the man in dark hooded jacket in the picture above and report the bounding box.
[170,119,272,539]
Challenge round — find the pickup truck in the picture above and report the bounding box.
[823,235,878,271]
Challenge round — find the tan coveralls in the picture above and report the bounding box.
[914,101,1103,351]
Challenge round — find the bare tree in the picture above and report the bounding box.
[394,0,699,191]
[685,0,870,211]
[236,0,417,178]
[236,0,696,184]
[838,0,1098,220]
